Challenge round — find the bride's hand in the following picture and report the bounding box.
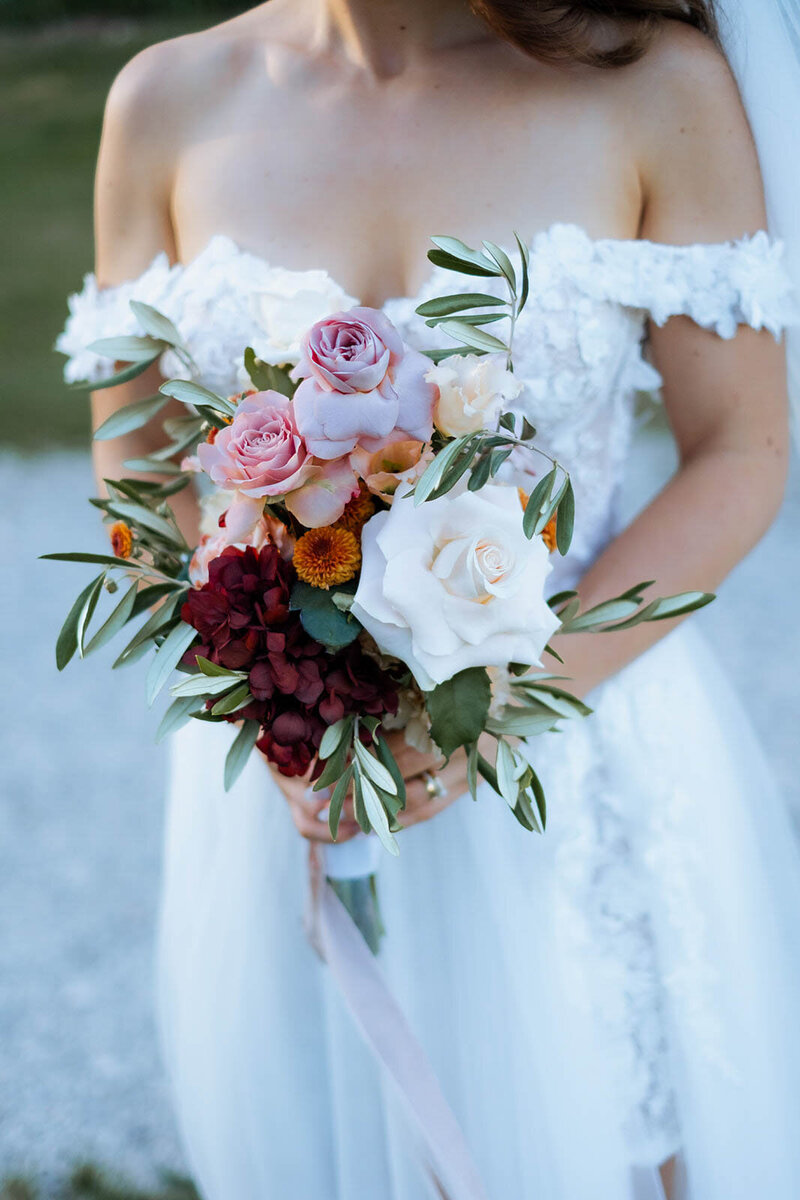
[262,730,468,842]
[379,729,464,830]
[263,758,362,845]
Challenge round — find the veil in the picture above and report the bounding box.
[717,0,800,440]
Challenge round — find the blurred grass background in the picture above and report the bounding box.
[0,11,243,449]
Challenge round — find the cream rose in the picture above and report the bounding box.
[351,485,560,690]
[426,353,522,437]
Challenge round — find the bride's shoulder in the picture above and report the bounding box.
[613,22,766,241]
[102,8,289,144]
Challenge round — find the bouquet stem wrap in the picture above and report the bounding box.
[323,834,385,955]
[306,844,489,1200]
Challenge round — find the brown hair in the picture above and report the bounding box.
[469,1,720,68]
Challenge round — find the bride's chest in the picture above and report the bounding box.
[170,73,636,307]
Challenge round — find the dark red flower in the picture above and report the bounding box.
[182,542,401,777]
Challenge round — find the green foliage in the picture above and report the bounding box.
[426,667,492,757]
[289,580,361,650]
[243,347,295,397]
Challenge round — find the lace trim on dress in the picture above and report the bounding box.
[532,224,799,340]
[55,225,798,385]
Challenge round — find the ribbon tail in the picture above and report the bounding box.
[307,846,490,1200]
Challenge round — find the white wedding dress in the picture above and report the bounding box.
[58,224,800,1200]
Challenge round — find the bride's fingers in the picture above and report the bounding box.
[288,798,360,843]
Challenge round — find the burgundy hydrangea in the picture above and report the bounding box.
[181,543,399,777]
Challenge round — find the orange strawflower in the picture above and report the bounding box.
[206,425,219,444]
[109,520,133,559]
[337,483,376,534]
[518,486,528,510]
[542,513,558,553]
[293,526,361,590]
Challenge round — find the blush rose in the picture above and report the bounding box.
[197,390,313,498]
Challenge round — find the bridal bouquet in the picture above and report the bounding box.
[47,233,712,948]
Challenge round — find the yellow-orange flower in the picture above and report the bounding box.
[293,526,361,590]
[541,513,558,553]
[337,483,376,534]
[109,520,133,559]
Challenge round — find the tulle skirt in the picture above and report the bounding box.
[156,623,800,1200]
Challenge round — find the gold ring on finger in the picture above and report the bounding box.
[421,770,448,800]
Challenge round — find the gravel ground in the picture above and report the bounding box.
[0,444,798,1195]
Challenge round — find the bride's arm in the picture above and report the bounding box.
[89,49,200,546]
[549,30,790,697]
[373,33,792,825]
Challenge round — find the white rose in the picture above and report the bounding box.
[425,353,522,437]
[250,268,356,366]
[351,485,561,691]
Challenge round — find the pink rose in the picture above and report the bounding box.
[197,390,312,498]
[283,456,361,528]
[291,307,436,459]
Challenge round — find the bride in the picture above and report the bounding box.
[58,1,800,1197]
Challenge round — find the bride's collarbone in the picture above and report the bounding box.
[165,31,642,291]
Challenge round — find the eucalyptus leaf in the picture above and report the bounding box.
[195,656,238,678]
[328,765,354,840]
[211,683,253,716]
[485,710,560,738]
[352,771,369,833]
[122,458,185,478]
[170,672,247,699]
[112,590,185,668]
[129,582,180,619]
[314,735,351,791]
[561,598,642,632]
[466,741,479,800]
[430,236,500,274]
[437,319,508,354]
[224,720,260,791]
[467,452,493,492]
[556,477,575,556]
[374,736,407,808]
[427,249,500,278]
[145,621,198,706]
[319,717,352,761]
[88,335,166,361]
[359,775,399,856]
[84,579,139,655]
[55,573,105,670]
[482,241,517,294]
[94,393,171,442]
[156,694,205,743]
[71,354,160,391]
[416,292,507,318]
[522,468,557,539]
[412,433,474,505]
[76,573,106,657]
[130,300,185,348]
[159,379,237,418]
[495,739,518,807]
[41,551,145,569]
[354,740,398,796]
[514,231,530,313]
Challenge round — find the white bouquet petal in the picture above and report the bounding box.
[352,485,562,690]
